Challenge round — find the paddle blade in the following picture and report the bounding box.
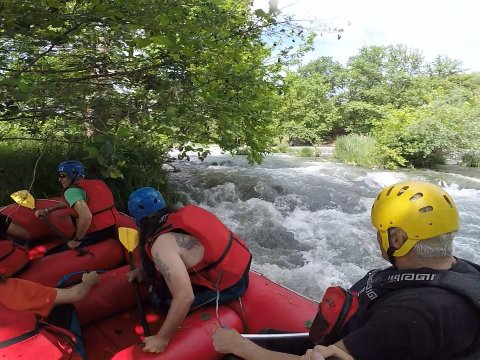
[10,190,35,209]
[118,227,139,252]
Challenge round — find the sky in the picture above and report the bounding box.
[254,0,480,72]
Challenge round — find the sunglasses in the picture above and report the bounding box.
[58,174,68,179]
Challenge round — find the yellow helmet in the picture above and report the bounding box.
[371,181,459,257]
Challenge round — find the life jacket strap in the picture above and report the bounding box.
[91,205,114,216]
[201,232,234,273]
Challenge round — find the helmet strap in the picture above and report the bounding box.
[386,228,397,266]
[387,246,397,266]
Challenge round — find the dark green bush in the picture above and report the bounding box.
[0,137,170,211]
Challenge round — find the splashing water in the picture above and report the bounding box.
[169,154,480,300]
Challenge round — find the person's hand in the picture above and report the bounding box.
[142,334,169,353]
[212,328,245,354]
[34,209,48,218]
[67,240,81,249]
[301,345,353,360]
[82,271,100,286]
[301,348,326,360]
[302,346,329,360]
[127,267,144,283]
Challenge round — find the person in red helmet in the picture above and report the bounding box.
[212,181,480,360]
[127,187,252,354]
[35,160,118,251]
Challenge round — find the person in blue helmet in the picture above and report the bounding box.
[35,160,117,250]
[127,187,252,354]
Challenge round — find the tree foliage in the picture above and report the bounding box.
[276,43,480,168]
[275,57,342,144]
[0,0,310,169]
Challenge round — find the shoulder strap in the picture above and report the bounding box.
[433,271,480,309]
[373,267,480,309]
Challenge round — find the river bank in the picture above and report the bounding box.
[168,145,480,182]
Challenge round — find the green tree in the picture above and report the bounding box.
[340,45,427,133]
[0,0,310,166]
[275,57,342,144]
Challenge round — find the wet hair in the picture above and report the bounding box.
[138,209,169,283]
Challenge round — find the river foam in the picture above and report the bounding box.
[169,154,480,299]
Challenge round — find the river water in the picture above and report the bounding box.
[168,154,480,300]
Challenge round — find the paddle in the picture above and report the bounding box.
[118,226,151,337]
[10,190,35,210]
[10,190,88,256]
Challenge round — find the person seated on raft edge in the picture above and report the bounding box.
[34,160,117,252]
[126,187,252,354]
[0,271,99,359]
[212,180,480,360]
[0,213,30,242]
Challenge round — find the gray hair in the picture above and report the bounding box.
[389,227,455,258]
[410,232,454,258]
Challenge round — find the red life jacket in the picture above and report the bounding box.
[145,205,251,291]
[67,178,116,234]
[0,304,81,359]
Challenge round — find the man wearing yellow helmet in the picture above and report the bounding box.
[212,180,480,360]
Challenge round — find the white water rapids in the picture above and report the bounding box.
[168,153,480,300]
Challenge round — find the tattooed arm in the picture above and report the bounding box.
[141,233,195,354]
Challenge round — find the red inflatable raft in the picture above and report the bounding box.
[0,199,318,359]
[1,265,317,359]
[0,198,135,285]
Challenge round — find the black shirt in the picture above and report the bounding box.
[344,262,480,360]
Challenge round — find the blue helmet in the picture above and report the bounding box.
[128,187,166,226]
[58,160,85,182]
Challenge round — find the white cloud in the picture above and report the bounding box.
[255,0,480,72]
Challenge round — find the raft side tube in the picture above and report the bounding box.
[74,264,149,325]
[19,238,126,287]
[0,199,75,242]
[107,306,243,360]
[228,271,318,334]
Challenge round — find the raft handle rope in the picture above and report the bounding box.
[215,290,224,328]
[237,296,248,333]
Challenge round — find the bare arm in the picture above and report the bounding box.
[72,200,92,241]
[55,271,99,304]
[35,202,68,218]
[213,328,302,360]
[142,234,194,353]
[7,222,30,241]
